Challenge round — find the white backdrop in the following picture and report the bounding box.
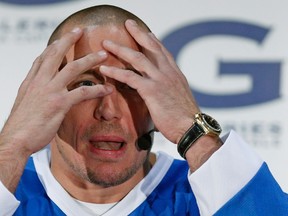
[0,0,287,191]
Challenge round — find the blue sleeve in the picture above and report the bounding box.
[215,163,288,215]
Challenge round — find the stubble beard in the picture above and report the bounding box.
[58,144,148,187]
[57,123,149,187]
[86,155,148,187]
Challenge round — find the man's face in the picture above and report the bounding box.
[54,24,153,187]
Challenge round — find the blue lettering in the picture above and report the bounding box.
[0,0,69,5]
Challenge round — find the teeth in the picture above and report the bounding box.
[92,142,123,150]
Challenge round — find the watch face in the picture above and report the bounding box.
[202,113,222,133]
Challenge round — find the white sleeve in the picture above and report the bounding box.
[0,181,20,216]
[188,130,263,216]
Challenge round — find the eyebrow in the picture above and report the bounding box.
[81,69,105,80]
[82,69,98,75]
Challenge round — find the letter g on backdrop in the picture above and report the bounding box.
[162,20,281,108]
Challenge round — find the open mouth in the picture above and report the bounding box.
[90,141,125,151]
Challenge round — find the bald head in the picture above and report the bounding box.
[48,4,150,45]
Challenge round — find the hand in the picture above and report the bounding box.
[100,20,200,144]
[0,28,112,156]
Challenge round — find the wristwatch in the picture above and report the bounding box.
[177,113,222,159]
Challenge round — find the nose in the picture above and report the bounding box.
[94,85,122,121]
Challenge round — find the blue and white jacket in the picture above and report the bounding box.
[1,131,288,215]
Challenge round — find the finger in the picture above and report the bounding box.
[125,20,169,64]
[147,32,179,69]
[24,55,44,83]
[125,19,159,52]
[127,22,188,83]
[53,50,108,89]
[11,49,48,113]
[14,55,42,95]
[125,20,181,73]
[67,84,113,106]
[99,65,146,90]
[147,32,188,85]
[11,29,83,113]
[102,40,157,77]
[34,28,83,82]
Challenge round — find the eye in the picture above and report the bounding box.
[77,80,96,87]
[68,80,97,91]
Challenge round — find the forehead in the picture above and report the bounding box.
[65,24,139,61]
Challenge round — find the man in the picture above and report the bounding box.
[0,4,287,216]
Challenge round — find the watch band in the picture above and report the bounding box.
[177,122,204,159]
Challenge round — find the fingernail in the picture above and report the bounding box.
[105,85,113,92]
[98,50,107,57]
[148,32,156,39]
[100,65,108,72]
[127,19,137,26]
[71,27,81,33]
[52,39,59,44]
[103,40,113,45]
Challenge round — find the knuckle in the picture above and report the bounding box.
[65,62,81,74]
[26,80,39,92]
[78,86,90,97]
[46,94,66,112]
[35,44,58,65]
[83,54,98,66]
[45,44,58,57]
[86,53,97,61]
[125,70,135,79]
[148,39,160,50]
[132,51,146,61]
[166,50,173,59]
[33,55,44,66]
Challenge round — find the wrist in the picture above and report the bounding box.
[177,113,222,159]
[0,133,31,192]
[175,117,195,144]
[0,130,33,159]
[185,135,222,172]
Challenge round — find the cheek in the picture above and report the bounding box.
[130,103,151,130]
[57,104,90,144]
[57,121,75,145]
[127,95,147,115]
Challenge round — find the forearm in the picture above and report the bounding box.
[0,132,30,193]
